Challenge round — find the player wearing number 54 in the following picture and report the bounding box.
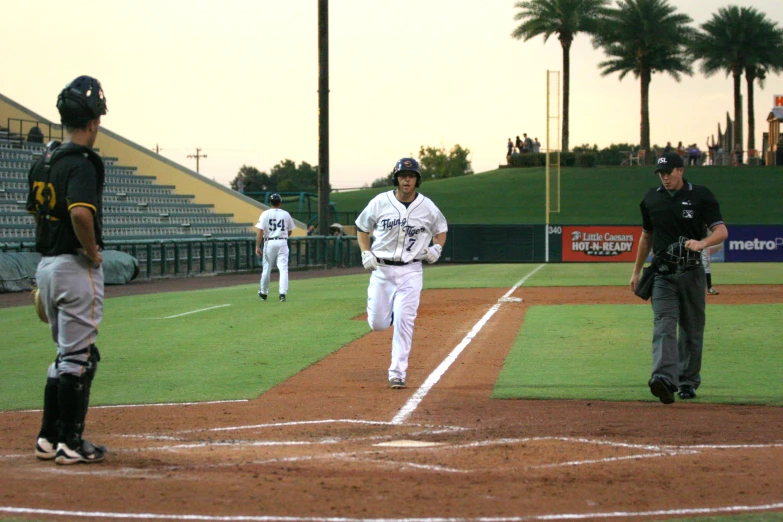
[355,158,448,390]
[255,193,295,302]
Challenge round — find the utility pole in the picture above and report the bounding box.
[187,148,207,173]
[317,0,330,237]
[154,144,161,154]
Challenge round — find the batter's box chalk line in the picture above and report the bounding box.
[499,296,523,302]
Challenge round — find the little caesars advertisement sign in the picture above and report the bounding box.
[562,226,641,262]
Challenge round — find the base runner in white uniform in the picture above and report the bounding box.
[355,158,448,389]
[255,193,296,302]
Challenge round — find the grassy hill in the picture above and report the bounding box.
[329,165,783,225]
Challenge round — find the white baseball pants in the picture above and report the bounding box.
[366,262,423,381]
[260,239,290,295]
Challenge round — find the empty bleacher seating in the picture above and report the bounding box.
[0,138,253,244]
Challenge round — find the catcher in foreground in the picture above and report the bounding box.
[26,76,108,465]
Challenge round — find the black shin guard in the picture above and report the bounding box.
[38,377,60,442]
[58,373,91,448]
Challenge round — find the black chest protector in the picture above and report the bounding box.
[28,140,105,255]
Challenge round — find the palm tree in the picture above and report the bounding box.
[511,0,610,152]
[592,0,693,156]
[743,22,783,155]
[691,6,780,158]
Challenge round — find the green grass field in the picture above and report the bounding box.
[327,165,783,225]
[1,262,781,411]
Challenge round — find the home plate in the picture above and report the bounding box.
[499,297,523,303]
[374,440,446,448]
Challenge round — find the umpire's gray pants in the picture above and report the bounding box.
[650,269,706,389]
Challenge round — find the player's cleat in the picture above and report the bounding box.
[258,291,267,301]
[648,376,675,404]
[35,437,57,460]
[707,287,719,295]
[678,385,697,400]
[54,439,106,465]
[279,294,286,302]
[389,377,405,389]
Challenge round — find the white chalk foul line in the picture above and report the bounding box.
[165,304,231,319]
[3,501,783,521]
[391,264,546,425]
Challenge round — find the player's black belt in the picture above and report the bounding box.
[378,259,420,266]
[266,237,287,240]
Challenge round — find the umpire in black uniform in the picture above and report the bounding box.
[630,152,728,404]
[26,76,108,463]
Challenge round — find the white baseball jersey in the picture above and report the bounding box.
[355,191,448,263]
[255,208,295,240]
[255,208,295,296]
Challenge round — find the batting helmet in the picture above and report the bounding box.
[664,237,701,270]
[57,76,108,128]
[392,158,422,188]
[269,193,282,204]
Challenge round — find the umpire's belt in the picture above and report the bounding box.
[378,259,420,266]
[266,237,287,240]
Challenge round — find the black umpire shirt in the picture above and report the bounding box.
[26,142,105,256]
[640,179,725,256]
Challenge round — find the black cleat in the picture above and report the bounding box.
[279,294,286,302]
[678,385,697,400]
[54,439,106,465]
[258,291,267,301]
[648,376,676,404]
[35,437,57,460]
[389,377,406,389]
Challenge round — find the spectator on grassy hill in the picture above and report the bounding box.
[664,141,673,153]
[506,138,514,163]
[533,138,541,153]
[687,144,701,166]
[515,135,523,154]
[524,134,533,153]
[734,143,743,166]
[676,141,685,157]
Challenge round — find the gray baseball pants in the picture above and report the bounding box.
[650,268,706,389]
[36,254,104,378]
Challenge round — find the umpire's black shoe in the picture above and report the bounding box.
[678,385,697,400]
[258,291,267,301]
[648,376,676,404]
[279,294,286,302]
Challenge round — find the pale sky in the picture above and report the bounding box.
[2,0,782,190]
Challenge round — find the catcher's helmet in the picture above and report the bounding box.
[57,76,108,128]
[392,158,422,188]
[664,237,701,269]
[269,193,282,204]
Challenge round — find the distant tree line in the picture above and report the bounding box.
[512,0,783,156]
[369,144,473,188]
[230,160,324,194]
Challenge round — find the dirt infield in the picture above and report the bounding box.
[1,277,782,521]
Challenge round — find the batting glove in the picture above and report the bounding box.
[361,250,378,271]
[424,244,442,264]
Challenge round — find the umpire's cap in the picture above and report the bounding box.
[393,158,422,187]
[654,152,684,174]
[269,193,282,204]
[57,76,108,128]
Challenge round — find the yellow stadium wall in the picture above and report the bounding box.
[0,92,305,236]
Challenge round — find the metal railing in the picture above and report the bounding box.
[4,118,64,147]
[1,235,360,279]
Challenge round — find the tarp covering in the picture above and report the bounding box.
[0,250,139,293]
